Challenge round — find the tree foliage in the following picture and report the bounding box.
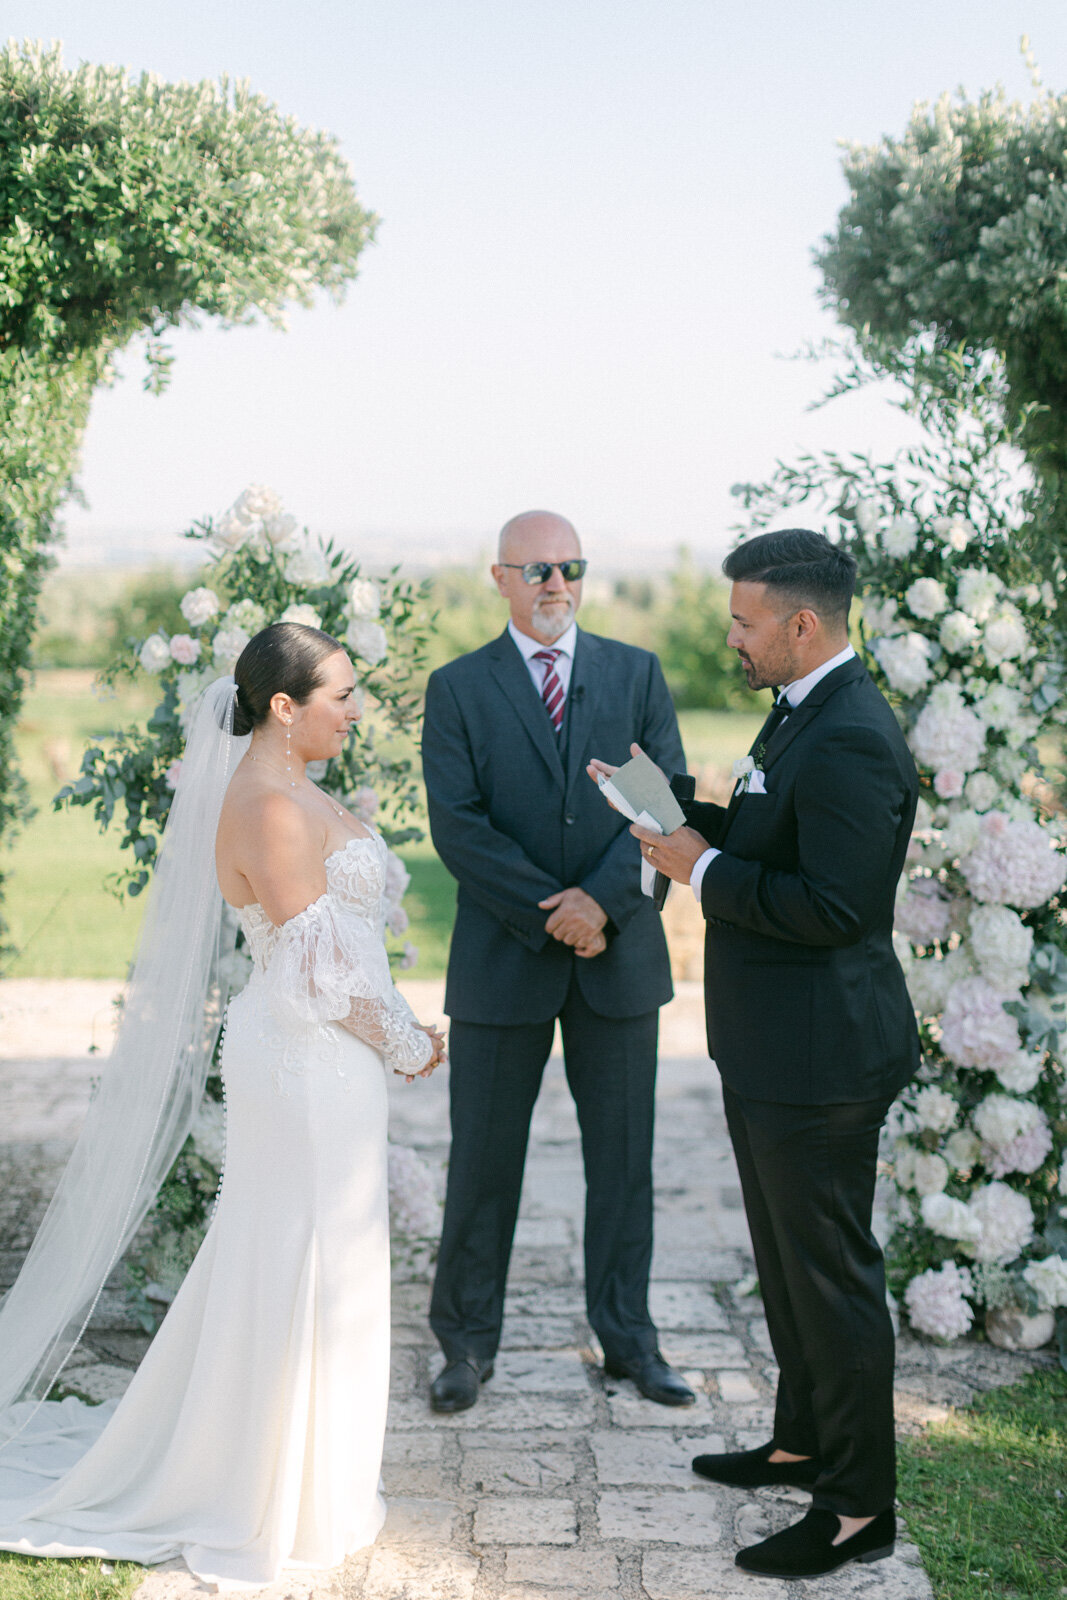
[0,39,377,951]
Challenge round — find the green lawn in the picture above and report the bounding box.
[5,674,757,980]
[0,1555,141,1600]
[898,1368,1067,1599]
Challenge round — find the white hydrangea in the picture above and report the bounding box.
[959,811,1067,908]
[913,1153,950,1196]
[974,1095,1051,1177]
[893,1141,918,1190]
[967,1180,1035,1264]
[226,600,267,635]
[285,544,332,587]
[872,631,933,696]
[904,1260,975,1340]
[983,604,1028,665]
[212,626,252,667]
[943,1129,982,1171]
[138,633,171,673]
[346,617,387,665]
[883,514,919,558]
[384,850,411,902]
[398,940,419,970]
[280,603,323,629]
[967,905,1033,993]
[909,683,986,777]
[957,567,1003,623]
[905,577,949,620]
[993,1050,1045,1095]
[972,681,1023,731]
[913,1087,959,1134]
[862,595,901,637]
[939,610,981,655]
[348,578,382,619]
[964,771,1000,812]
[1021,1254,1067,1311]
[940,976,1022,1073]
[921,1192,981,1243]
[387,903,410,936]
[179,587,220,628]
[907,955,953,1016]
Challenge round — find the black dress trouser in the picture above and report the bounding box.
[430,976,660,1365]
[722,1084,897,1517]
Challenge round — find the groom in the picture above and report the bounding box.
[622,529,919,1580]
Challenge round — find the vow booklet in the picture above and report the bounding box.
[597,750,686,898]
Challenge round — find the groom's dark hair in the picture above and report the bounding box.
[723,529,856,628]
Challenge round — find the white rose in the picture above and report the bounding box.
[855,499,881,534]
[169,633,200,666]
[213,626,251,667]
[920,1192,982,1243]
[233,484,283,524]
[280,603,323,629]
[932,515,975,552]
[138,633,171,673]
[348,578,382,619]
[346,617,387,665]
[1021,1254,1067,1311]
[862,596,901,638]
[983,604,1028,666]
[883,515,919,557]
[943,1129,982,1171]
[913,1087,959,1134]
[263,512,299,549]
[179,586,220,628]
[939,610,981,656]
[905,577,949,620]
[285,545,332,587]
[913,1152,950,1196]
[212,511,251,551]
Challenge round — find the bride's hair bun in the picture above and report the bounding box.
[233,622,346,736]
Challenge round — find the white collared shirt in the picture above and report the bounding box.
[689,644,857,900]
[508,618,578,701]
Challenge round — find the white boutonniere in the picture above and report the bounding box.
[732,754,767,795]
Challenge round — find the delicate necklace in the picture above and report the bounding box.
[249,737,344,817]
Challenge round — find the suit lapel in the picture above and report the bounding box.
[722,656,867,837]
[564,631,599,799]
[487,631,566,789]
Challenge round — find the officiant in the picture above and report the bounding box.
[421,509,691,1413]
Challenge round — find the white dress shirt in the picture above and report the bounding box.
[690,643,857,901]
[508,619,578,701]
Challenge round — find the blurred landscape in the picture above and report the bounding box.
[7,560,764,980]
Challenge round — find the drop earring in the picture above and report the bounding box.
[285,721,295,786]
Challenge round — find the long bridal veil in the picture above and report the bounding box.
[0,676,249,1421]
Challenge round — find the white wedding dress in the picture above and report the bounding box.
[0,833,433,1589]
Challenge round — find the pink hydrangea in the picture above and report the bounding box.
[960,811,1067,908]
[939,976,1021,1072]
[895,879,954,946]
[904,1261,975,1340]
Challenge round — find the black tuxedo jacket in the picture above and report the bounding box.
[682,656,920,1105]
[422,628,685,1025]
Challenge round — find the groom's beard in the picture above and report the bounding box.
[531,595,575,642]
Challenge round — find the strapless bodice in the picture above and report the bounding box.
[237,833,387,972]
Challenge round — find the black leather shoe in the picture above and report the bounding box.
[692,1440,820,1489]
[736,1506,896,1578]
[603,1350,696,1406]
[429,1356,494,1414]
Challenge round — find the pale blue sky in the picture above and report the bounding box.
[9,2,1066,568]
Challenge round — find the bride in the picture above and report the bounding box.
[0,622,444,1588]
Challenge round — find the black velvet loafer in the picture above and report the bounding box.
[691,1440,820,1489]
[736,1506,896,1578]
[603,1350,696,1406]
[429,1356,494,1413]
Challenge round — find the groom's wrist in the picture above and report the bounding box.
[690,847,720,901]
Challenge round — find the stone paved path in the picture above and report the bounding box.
[0,980,1051,1600]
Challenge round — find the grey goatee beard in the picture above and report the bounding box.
[531,596,574,642]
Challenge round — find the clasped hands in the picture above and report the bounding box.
[537,886,607,959]
[398,1023,447,1083]
[586,743,709,885]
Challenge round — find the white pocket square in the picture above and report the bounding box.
[744,769,768,795]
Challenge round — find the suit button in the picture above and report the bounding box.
[564,813,576,825]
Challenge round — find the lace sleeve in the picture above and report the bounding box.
[262,893,434,1076]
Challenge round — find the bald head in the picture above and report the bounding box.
[497,510,580,563]
[492,509,584,644]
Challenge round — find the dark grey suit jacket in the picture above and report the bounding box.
[683,656,920,1104]
[422,628,685,1025]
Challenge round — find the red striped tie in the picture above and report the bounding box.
[533,648,565,732]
